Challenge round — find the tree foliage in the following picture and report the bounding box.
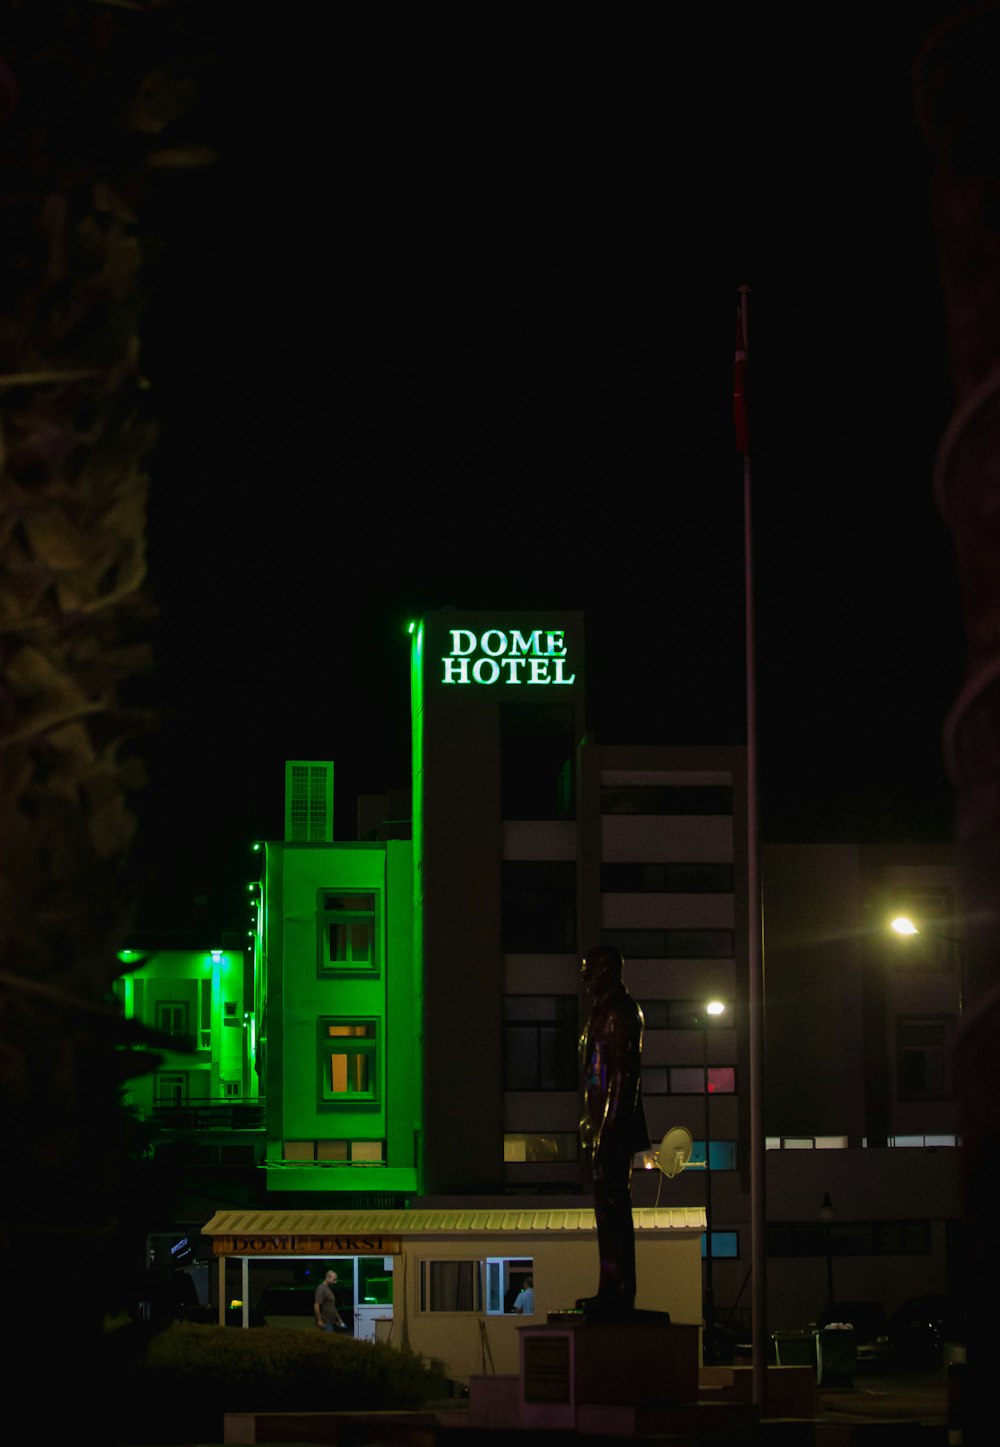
[0,0,215,1376]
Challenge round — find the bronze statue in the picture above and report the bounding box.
[577,943,650,1319]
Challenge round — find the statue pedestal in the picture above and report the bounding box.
[518,1314,699,1432]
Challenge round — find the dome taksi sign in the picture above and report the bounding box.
[441,628,577,686]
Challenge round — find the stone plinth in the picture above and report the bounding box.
[518,1317,699,1431]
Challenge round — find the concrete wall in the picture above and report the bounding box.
[397,1232,702,1382]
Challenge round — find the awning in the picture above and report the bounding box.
[202,1206,706,1255]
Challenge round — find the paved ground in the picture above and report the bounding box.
[817,1367,950,1425]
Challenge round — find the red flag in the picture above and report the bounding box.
[733,303,749,454]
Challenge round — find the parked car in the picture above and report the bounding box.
[816,1301,890,1367]
[889,1294,960,1371]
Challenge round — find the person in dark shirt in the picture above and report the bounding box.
[313,1269,348,1332]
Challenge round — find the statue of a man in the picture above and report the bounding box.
[578,943,650,1319]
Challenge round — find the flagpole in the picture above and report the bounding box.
[737,282,768,1407]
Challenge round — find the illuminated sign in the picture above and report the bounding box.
[441,628,576,686]
[213,1235,401,1255]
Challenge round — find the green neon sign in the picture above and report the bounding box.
[441,628,576,686]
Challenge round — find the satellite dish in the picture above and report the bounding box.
[657,1126,695,1179]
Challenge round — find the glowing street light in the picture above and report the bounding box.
[887,914,965,1012]
[697,999,727,1360]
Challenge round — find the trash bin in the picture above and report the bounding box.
[816,1327,856,1385]
[771,1330,818,1370]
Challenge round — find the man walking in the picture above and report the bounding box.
[314,1269,348,1332]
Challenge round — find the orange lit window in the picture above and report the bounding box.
[319,1019,378,1103]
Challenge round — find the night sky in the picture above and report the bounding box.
[127,10,965,939]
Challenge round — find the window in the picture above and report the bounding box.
[223,1081,240,1098]
[639,999,733,1029]
[155,1072,187,1105]
[156,1001,188,1036]
[642,1066,736,1095]
[889,1134,958,1148]
[503,996,578,1090]
[689,1140,738,1170]
[419,1261,482,1312]
[602,929,734,959]
[282,1139,385,1163]
[765,1137,849,1150]
[503,1132,578,1163]
[502,863,576,952]
[600,785,732,815]
[898,1016,952,1099]
[768,1221,930,1256]
[318,891,378,976]
[702,1232,738,1259]
[200,980,212,1047]
[601,863,734,893]
[319,1019,379,1103]
[485,1257,534,1314]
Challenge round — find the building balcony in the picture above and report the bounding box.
[150,1101,265,1131]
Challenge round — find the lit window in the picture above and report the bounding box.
[689,1140,738,1170]
[701,1231,738,1258]
[284,1138,386,1163]
[667,1066,736,1095]
[319,1019,379,1102]
[503,1132,578,1163]
[419,1261,482,1312]
[485,1257,534,1314]
[318,891,379,976]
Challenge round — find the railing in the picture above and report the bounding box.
[150,1101,265,1130]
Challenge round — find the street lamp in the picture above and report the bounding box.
[888,914,965,1012]
[698,999,726,1358]
[819,1192,835,1310]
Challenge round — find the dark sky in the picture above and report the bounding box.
[128,10,966,938]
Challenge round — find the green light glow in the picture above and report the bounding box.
[411,619,426,1192]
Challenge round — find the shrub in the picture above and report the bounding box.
[111,1321,451,1444]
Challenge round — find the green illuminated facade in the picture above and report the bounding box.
[117,613,964,1335]
[114,947,256,1117]
[256,821,420,1194]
